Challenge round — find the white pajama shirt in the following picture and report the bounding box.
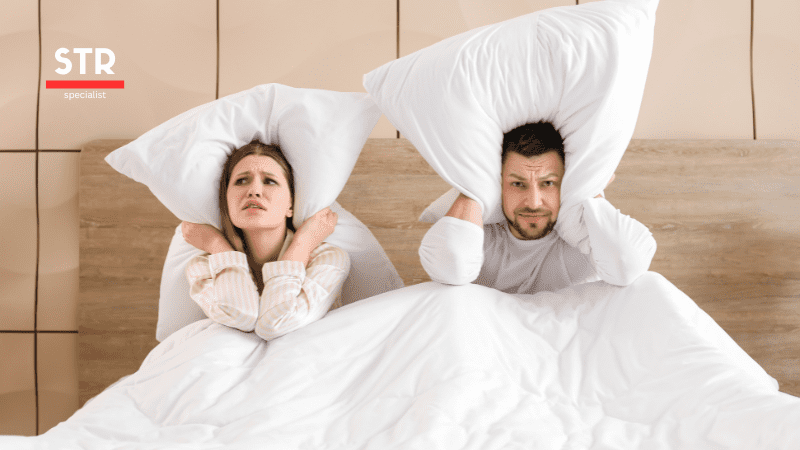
[186,232,350,340]
[419,197,657,294]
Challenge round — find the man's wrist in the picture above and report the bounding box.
[445,194,482,227]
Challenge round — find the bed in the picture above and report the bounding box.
[4,137,800,448]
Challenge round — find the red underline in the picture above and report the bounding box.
[46,80,124,89]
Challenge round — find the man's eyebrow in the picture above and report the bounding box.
[506,172,560,181]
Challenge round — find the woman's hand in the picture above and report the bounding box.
[181,221,235,254]
[281,208,338,266]
[294,207,338,247]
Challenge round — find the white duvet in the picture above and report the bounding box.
[7,272,800,449]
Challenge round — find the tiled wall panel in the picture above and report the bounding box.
[38,0,217,150]
[753,0,800,140]
[400,0,573,57]
[37,333,79,433]
[0,153,37,331]
[0,1,38,150]
[218,0,397,138]
[0,334,36,436]
[633,0,754,138]
[1,0,794,149]
[38,152,80,331]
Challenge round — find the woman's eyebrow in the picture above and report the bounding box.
[234,170,278,177]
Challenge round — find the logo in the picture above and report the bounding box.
[46,48,124,92]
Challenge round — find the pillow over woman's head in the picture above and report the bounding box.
[364,0,659,249]
[107,83,379,229]
[106,84,404,341]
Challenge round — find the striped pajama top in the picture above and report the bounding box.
[186,235,350,341]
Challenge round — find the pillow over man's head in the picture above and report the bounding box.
[364,0,659,249]
[106,84,404,341]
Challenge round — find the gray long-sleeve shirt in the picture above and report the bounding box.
[419,197,657,294]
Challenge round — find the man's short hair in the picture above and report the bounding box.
[501,122,565,165]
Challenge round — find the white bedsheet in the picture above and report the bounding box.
[7,272,800,449]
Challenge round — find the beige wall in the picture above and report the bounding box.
[753,0,800,139]
[635,0,754,138]
[2,0,798,150]
[1,0,798,436]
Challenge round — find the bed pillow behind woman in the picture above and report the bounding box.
[106,84,403,341]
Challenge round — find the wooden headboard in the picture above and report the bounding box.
[79,138,800,405]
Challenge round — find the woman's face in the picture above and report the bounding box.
[226,155,293,232]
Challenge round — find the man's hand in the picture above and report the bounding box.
[595,174,616,199]
[445,193,483,228]
[181,222,234,254]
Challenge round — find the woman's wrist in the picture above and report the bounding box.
[294,227,324,251]
[182,221,235,255]
[206,236,235,254]
[279,233,317,266]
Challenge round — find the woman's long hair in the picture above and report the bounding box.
[218,141,295,254]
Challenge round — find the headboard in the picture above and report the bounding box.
[79,138,800,405]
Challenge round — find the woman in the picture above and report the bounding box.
[180,140,350,340]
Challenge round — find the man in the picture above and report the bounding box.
[419,122,656,294]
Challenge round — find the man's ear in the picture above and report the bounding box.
[286,206,293,218]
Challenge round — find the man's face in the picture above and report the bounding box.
[501,150,564,240]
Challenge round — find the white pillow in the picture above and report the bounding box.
[107,83,379,229]
[106,84,404,341]
[364,0,659,249]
